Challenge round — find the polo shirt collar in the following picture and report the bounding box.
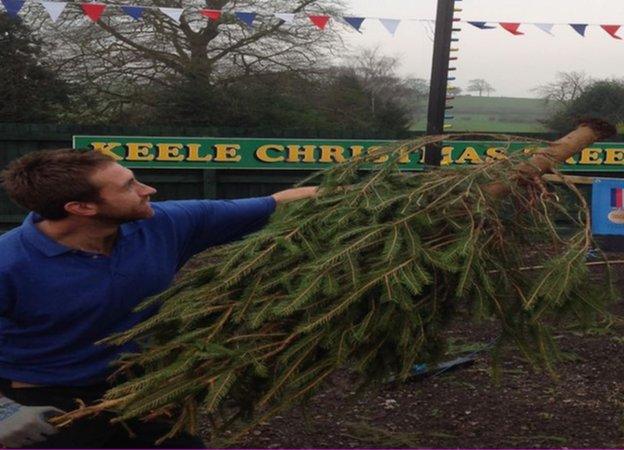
[22,213,143,257]
[22,213,73,257]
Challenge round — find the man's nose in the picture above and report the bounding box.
[139,183,157,196]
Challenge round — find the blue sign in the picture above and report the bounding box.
[592,178,624,235]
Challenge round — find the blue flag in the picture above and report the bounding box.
[468,21,495,30]
[344,16,365,32]
[592,178,624,235]
[235,11,256,27]
[121,6,145,21]
[1,0,24,18]
[570,23,588,36]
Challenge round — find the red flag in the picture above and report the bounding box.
[81,3,106,22]
[309,15,330,30]
[201,9,221,21]
[500,22,524,35]
[601,25,622,39]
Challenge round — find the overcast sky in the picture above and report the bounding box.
[339,0,624,97]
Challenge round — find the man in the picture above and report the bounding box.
[0,149,318,448]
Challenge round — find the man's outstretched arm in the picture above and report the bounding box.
[271,186,319,204]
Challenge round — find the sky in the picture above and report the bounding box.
[339,0,624,98]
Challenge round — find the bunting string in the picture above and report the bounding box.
[1,0,623,40]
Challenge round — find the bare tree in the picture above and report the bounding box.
[340,47,429,119]
[467,79,495,97]
[532,71,593,109]
[20,0,345,120]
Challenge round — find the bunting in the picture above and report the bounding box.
[200,9,221,21]
[467,21,495,30]
[500,22,523,35]
[601,24,622,40]
[308,15,329,30]
[344,16,365,32]
[159,7,182,23]
[379,18,400,36]
[274,12,294,23]
[0,1,621,43]
[1,0,24,17]
[235,11,256,27]
[534,23,554,35]
[41,1,66,22]
[80,2,105,22]
[121,5,143,21]
[570,23,588,37]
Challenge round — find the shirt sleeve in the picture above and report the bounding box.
[153,197,277,265]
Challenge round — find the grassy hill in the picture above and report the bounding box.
[412,96,549,133]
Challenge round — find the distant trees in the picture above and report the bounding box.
[533,71,592,110]
[0,13,71,122]
[467,79,495,97]
[542,79,624,133]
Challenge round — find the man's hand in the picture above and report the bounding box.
[271,186,319,204]
[0,396,63,448]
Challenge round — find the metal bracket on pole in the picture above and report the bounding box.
[425,0,458,166]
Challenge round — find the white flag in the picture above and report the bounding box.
[379,18,400,36]
[41,1,66,22]
[534,23,555,35]
[274,13,295,23]
[160,7,183,23]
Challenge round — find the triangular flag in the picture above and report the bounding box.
[308,15,329,30]
[601,24,622,40]
[379,18,400,36]
[343,16,365,32]
[121,5,144,21]
[570,23,588,36]
[80,3,106,22]
[1,0,24,17]
[41,1,66,22]
[500,22,524,35]
[534,23,554,35]
[274,12,295,23]
[235,11,256,27]
[200,9,221,21]
[160,7,183,23]
[467,21,495,30]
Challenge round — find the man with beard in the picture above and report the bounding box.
[0,149,318,448]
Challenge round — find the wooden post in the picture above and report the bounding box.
[425,0,456,166]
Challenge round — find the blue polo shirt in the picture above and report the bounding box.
[0,197,276,386]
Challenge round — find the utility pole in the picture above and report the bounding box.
[425,0,457,166]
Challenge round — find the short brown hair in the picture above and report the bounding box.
[1,149,115,220]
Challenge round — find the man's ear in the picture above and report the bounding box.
[64,201,98,217]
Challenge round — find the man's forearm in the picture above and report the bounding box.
[271,186,319,204]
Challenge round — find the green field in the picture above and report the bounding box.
[412,96,549,133]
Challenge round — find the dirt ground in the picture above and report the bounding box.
[197,254,624,448]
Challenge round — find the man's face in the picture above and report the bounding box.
[88,162,157,222]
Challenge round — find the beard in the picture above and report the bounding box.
[94,201,154,224]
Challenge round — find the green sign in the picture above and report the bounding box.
[73,136,624,172]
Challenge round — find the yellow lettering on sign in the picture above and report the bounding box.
[319,146,347,163]
[396,145,412,164]
[187,144,212,162]
[156,143,184,161]
[455,147,483,165]
[127,143,155,161]
[350,146,365,159]
[286,145,316,163]
[214,144,241,162]
[440,146,454,166]
[565,156,578,165]
[256,145,285,162]
[605,148,624,165]
[578,148,603,165]
[485,147,507,161]
[90,142,123,160]
[368,146,388,163]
